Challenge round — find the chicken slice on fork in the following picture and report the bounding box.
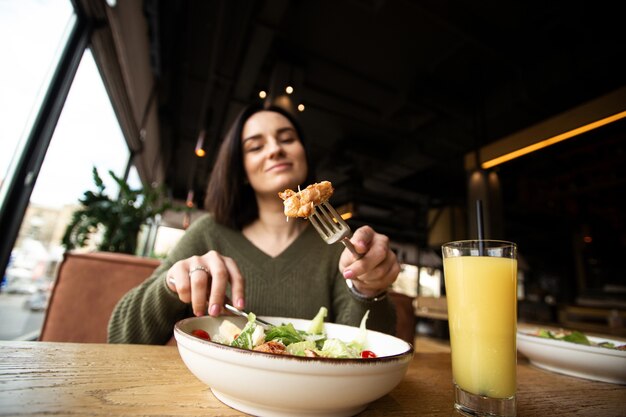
[278,181,361,259]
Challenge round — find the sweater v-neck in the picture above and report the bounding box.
[230,223,317,263]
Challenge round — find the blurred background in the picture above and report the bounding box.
[1,0,624,340]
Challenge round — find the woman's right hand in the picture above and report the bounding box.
[165,250,245,317]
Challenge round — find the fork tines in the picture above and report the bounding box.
[308,201,349,244]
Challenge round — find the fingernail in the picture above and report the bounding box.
[236,298,245,309]
[209,304,220,316]
[343,269,355,279]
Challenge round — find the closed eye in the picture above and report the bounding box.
[243,137,263,152]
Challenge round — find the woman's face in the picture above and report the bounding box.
[241,110,308,196]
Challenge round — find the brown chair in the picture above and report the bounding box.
[389,291,416,345]
[414,295,448,321]
[39,251,160,343]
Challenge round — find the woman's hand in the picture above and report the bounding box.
[338,226,400,299]
[165,250,245,317]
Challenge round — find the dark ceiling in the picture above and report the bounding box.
[144,0,626,244]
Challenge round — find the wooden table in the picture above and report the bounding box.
[0,341,624,416]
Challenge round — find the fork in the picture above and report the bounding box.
[308,201,363,259]
[223,304,273,329]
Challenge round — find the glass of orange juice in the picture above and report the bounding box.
[442,240,517,417]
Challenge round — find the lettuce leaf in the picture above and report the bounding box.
[320,338,356,358]
[286,340,318,356]
[230,313,259,349]
[562,331,591,345]
[536,329,591,346]
[319,310,370,358]
[347,310,370,352]
[537,329,553,339]
[307,306,328,334]
[264,323,303,346]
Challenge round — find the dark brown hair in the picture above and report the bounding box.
[204,103,316,229]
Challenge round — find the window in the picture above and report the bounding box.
[0,3,133,340]
[152,226,185,258]
[392,264,419,297]
[29,49,131,208]
[0,0,75,205]
[418,267,442,297]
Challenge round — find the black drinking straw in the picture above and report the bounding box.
[476,199,485,255]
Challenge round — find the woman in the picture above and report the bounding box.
[108,103,400,344]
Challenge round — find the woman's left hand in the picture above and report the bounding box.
[338,225,400,298]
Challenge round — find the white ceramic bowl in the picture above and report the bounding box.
[517,329,626,384]
[174,315,414,417]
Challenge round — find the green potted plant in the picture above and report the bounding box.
[62,167,175,255]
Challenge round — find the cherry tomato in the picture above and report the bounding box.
[191,329,211,340]
[361,350,377,358]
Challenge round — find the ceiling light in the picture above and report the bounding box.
[285,86,294,94]
[297,103,305,112]
[481,110,626,169]
[259,90,267,99]
[195,130,206,157]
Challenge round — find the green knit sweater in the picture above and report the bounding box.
[107,214,396,344]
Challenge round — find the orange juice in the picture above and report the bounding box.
[444,255,517,398]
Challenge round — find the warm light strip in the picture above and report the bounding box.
[481,110,626,169]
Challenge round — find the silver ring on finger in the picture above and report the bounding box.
[188,265,209,278]
[167,275,176,286]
